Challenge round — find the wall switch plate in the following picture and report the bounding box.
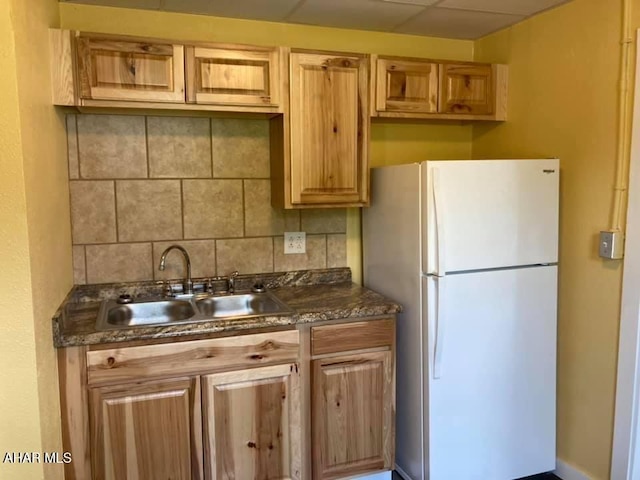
[599,230,624,259]
[284,232,306,254]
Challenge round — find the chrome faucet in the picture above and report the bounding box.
[158,245,193,295]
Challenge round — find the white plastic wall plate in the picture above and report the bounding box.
[284,232,306,254]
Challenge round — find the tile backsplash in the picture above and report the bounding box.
[67,114,347,285]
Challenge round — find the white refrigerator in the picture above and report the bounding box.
[363,159,559,480]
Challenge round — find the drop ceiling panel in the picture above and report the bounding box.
[59,0,574,39]
[437,0,571,16]
[161,0,300,21]
[395,7,524,39]
[287,0,426,31]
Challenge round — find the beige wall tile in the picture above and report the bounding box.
[211,119,270,178]
[77,114,147,179]
[327,234,347,268]
[147,116,212,178]
[117,180,182,242]
[67,115,79,179]
[183,180,243,239]
[86,243,153,283]
[244,179,299,237]
[301,209,347,234]
[72,246,86,285]
[70,181,117,244]
[216,238,273,275]
[274,235,327,272]
[153,240,217,281]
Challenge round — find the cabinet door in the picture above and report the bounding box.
[76,35,185,103]
[289,52,369,206]
[312,351,393,480]
[89,377,202,480]
[185,46,279,107]
[439,63,493,115]
[376,58,438,113]
[202,363,302,480]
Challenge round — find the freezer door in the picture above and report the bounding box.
[422,159,559,274]
[424,267,557,480]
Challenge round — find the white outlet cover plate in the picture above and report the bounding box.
[284,232,306,254]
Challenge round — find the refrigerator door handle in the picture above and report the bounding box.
[432,168,447,276]
[433,275,446,379]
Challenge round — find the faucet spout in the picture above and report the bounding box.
[158,245,193,294]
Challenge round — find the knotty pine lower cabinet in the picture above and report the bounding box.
[310,318,396,480]
[60,321,396,480]
[89,377,203,480]
[88,364,302,480]
[312,351,394,480]
[202,363,302,480]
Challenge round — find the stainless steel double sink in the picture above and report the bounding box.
[96,292,293,330]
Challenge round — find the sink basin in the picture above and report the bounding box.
[95,292,293,330]
[97,299,196,329]
[195,293,291,319]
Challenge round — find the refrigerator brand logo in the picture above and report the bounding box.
[543,169,556,174]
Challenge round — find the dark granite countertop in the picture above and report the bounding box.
[53,268,402,347]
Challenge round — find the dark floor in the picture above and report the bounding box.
[392,472,561,480]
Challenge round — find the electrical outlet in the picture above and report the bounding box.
[284,232,306,254]
[599,230,624,259]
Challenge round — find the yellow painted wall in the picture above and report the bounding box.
[472,0,625,477]
[0,2,44,478]
[59,3,475,284]
[0,0,72,479]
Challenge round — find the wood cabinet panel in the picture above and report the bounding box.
[89,377,202,480]
[202,363,302,480]
[86,330,299,386]
[59,317,395,480]
[375,57,438,113]
[439,63,494,115]
[312,351,394,479]
[186,46,280,107]
[289,52,369,206]
[76,34,185,103]
[58,346,91,480]
[311,318,395,356]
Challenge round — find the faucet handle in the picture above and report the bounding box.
[228,271,239,294]
[156,280,174,298]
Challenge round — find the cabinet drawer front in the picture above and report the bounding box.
[311,319,394,356]
[87,330,299,386]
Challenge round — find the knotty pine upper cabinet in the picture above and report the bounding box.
[185,45,281,110]
[374,56,439,114]
[370,55,508,121]
[202,363,302,480]
[273,50,370,208]
[439,62,496,116]
[76,33,185,103]
[89,377,203,480]
[49,30,280,113]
